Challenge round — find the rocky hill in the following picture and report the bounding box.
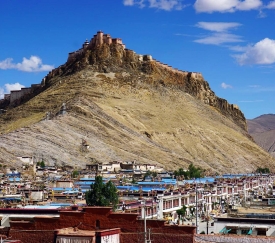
[0,31,274,173]
[247,114,275,158]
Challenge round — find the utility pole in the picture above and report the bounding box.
[147,228,152,243]
[206,201,209,235]
[142,200,152,243]
[142,200,147,243]
[144,201,147,243]
[244,180,246,207]
[196,184,199,234]
[232,183,235,209]
[152,195,154,219]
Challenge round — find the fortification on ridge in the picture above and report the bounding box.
[67,31,203,80]
[1,31,244,132]
[67,31,125,62]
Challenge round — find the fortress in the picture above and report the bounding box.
[1,31,203,106]
[67,31,203,80]
[0,31,244,131]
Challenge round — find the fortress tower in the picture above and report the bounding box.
[68,31,126,61]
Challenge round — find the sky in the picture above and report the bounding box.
[0,0,275,120]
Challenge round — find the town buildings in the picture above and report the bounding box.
[1,159,275,242]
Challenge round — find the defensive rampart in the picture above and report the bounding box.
[0,84,42,105]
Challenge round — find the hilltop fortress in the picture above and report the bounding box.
[67,31,203,80]
[0,31,245,130]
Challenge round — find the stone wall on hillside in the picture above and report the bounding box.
[0,84,42,108]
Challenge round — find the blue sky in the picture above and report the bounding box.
[1,0,275,120]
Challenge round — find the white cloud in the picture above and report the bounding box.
[123,0,145,7]
[237,0,262,10]
[0,58,14,70]
[195,33,243,45]
[266,0,275,9]
[196,22,242,32]
[123,0,135,5]
[234,38,275,65]
[0,87,4,99]
[221,82,233,89]
[194,22,243,45]
[149,0,184,10]
[229,45,248,52]
[123,0,185,10]
[248,85,261,88]
[0,56,54,72]
[257,9,266,18]
[5,83,25,93]
[0,82,25,99]
[194,0,262,13]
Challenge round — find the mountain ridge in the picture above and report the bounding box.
[45,31,247,131]
[247,114,275,158]
[0,31,274,173]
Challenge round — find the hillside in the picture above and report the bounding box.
[0,31,274,173]
[247,114,275,158]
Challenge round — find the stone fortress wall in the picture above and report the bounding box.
[67,31,203,80]
[41,31,205,88]
[0,84,42,105]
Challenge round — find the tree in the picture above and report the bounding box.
[174,163,203,179]
[143,170,158,180]
[189,206,195,217]
[256,167,270,174]
[37,160,45,168]
[176,205,187,222]
[85,176,118,210]
[72,170,79,178]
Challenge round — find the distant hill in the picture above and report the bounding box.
[247,114,275,158]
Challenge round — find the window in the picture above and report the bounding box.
[96,220,100,229]
[241,229,249,235]
[228,228,237,234]
[257,230,266,236]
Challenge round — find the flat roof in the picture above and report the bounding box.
[226,223,269,229]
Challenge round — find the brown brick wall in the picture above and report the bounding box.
[9,230,55,243]
[8,207,195,243]
[0,227,9,237]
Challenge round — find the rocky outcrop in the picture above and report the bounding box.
[43,31,246,131]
